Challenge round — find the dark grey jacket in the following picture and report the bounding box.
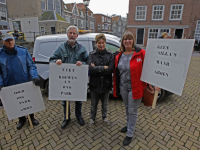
[88,49,114,93]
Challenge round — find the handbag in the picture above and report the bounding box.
[142,84,155,106]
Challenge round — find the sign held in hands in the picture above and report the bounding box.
[49,63,88,101]
[0,82,45,120]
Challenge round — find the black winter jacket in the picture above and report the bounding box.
[88,49,114,93]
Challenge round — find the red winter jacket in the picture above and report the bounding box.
[113,46,146,99]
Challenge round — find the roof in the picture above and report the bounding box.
[63,2,93,16]
[112,16,120,22]
[39,11,67,22]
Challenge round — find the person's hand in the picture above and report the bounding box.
[56,59,62,65]
[32,78,40,86]
[76,61,82,66]
[0,85,3,91]
[104,66,108,69]
[155,86,161,92]
[91,63,95,67]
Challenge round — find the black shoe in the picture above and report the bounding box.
[77,117,85,126]
[120,126,127,133]
[61,119,70,129]
[123,136,132,146]
[17,118,26,130]
[31,118,39,126]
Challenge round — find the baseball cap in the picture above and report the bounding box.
[2,33,14,41]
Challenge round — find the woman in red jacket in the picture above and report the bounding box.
[113,31,146,146]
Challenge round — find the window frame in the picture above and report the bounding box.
[102,16,104,22]
[41,1,46,11]
[0,7,7,21]
[195,20,200,41]
[98,24,101,30]
[47,0,54,11]
[148,28,171,39]
[152,5,165,21]
[0,0,6,4]
[55,0,61,14]
[169,4,184,21]
[135,5,147,21]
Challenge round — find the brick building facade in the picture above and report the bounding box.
[94,14,112,34]
[127,0,200,46]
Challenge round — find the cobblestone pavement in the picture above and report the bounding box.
[1,56,200,150]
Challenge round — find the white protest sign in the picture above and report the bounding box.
[49,63,88,101]
[0,82,45,120]
[141,39,195,96]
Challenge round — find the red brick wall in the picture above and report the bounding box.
[127,0,200,46]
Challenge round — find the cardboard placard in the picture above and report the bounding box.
[0,82,45,120]
[49,63,88,101]
[141,39,195,96]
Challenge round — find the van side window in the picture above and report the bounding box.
[92,41,119,53]
[39,42,57,58]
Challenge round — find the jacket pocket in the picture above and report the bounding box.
[63,54,68,63]
[18,56,28,73]
[0,58,7,78]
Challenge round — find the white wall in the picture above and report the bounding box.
[9,17,40,42]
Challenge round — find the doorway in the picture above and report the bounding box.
[51,27,55,34]
[174,29,183,39]
[136,28,144,44]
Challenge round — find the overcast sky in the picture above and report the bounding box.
[63,0,129,17]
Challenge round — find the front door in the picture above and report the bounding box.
[174,29,183,39]
[51,27,55,34]
[136,28,144,44]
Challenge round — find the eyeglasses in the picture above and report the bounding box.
[123,38,133,41]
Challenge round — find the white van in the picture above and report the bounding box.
[32,33,121,92]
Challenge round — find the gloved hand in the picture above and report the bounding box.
[0,85,3,91]
[32,78,40,86]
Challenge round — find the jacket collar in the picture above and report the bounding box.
[2,44,18,55]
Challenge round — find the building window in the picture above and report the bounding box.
[65,15,70,23]
[55,0,61,14]
[41,27,45,35]
[104,24,108,30]
[0,7,7,21]
[102,24,104,29]
[98,24,101,30]
[74,19,77,26]
[13,21,21,31]
[170,4,184,20]
[64,5,67,10]
[90,21,94,29]
[118,27,121,32]
[135,6,147,20]
[152,5,164,20]
[80,11,83,17]
[80,20,83,28]
[0,0,6,4]
[148,28,170,39]
[195,20,200,41]
[48,0,53,11]
[102,16,104,22]
[91,13,93,17]
[41,1,46,11]
[61,27,66,33]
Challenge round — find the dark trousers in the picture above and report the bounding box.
[18,114,34,121]
[90,90,110,120]
[62,101,82,120]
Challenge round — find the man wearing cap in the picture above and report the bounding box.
[0,33,40,130]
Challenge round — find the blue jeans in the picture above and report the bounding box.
[90,90,110,120]
[62,101,82,120]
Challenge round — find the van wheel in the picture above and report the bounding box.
[157,89,165,103]
[45,80,49,94]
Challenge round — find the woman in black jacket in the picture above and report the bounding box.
[88,33,114,126]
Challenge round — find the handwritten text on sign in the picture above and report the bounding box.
[141,39,195,96]
[49,63,88,101]
[0,82,45,120]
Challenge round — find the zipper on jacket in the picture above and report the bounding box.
[18,57,25,72]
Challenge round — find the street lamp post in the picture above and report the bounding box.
[83,0,90,30]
